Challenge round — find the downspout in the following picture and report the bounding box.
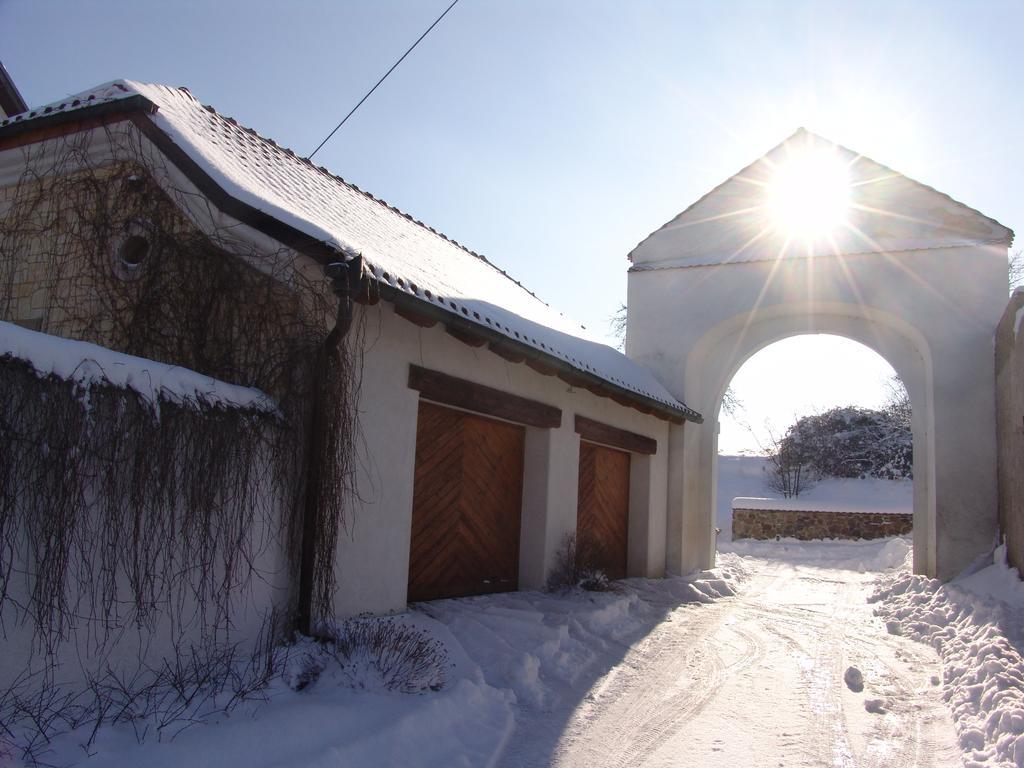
[296,253,365,636]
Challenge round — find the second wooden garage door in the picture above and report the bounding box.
[576,441,631,580]
[408,401,525,602]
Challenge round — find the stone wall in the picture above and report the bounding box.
[732,507,913,541]
[995,291,1024,575]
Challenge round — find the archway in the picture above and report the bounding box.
[681,304,935,576]
[714,333,917,559]
[625,131,1011,580]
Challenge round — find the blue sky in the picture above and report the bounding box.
[3,0,1020,451]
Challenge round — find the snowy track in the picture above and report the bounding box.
[502,555,958,768]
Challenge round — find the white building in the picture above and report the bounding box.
[627,129,1013,579]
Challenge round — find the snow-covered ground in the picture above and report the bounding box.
[716,454,913,541]
[15,456,1017,768]
[24,566,747,768]
[31,535,1024,768]
[498,537,962,768]
[872,544,1024,767]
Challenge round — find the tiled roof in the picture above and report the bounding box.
[1,80,698,421]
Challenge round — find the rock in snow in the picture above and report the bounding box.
[864,698,887,715]
[844,666,865,692]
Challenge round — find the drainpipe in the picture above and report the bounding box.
[296,253,365,636]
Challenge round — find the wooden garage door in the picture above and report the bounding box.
[408,401,525,602]
[576,441,630,580]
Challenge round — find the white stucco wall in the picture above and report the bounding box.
[333,301,677,616]
[0,120,684,707]
[0,128,301,696]
[627,244,1007,580]
[0,449,292,695]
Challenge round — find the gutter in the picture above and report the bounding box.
[0,93,157,138]
[376,283,702,424]
[295,254,367,636]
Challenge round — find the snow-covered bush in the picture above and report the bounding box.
[776,405,912,481]
[293,619,449,694]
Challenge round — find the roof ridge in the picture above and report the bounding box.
[629,128,1014,261]
[799,128,1014,246]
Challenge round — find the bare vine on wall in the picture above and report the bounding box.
[0,123,364,758]
[0,359,281,654]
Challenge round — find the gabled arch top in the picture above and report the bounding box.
[629,129,1014,271]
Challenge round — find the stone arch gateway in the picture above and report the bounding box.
[626,130,1014,579]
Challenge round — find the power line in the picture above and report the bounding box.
[308,0,461,160]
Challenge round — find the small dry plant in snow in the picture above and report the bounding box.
[285,619,448,695]
[546,533,619,593]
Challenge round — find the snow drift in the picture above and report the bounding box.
[872,545,1024,767]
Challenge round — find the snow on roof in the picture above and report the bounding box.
[0,320,277,414]
[3,80,696,420]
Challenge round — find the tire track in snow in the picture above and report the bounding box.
[507,556,957,768]
[545,599,733,768]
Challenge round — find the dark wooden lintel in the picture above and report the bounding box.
[575,414,658,455]
[409,364,562,429]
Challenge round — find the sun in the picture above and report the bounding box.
[766,147,851,242]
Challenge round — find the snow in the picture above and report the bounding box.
[8,81,696,419]
[722,535,914,571]
[716,454,913,541]
[511,538,955,766]
[871,544,1024,767]
[25,537,1020,767]
[732,496,912,515]
[29,566,747,768]
[0,320,276,413]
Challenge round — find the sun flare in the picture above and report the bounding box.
[766,148,851,241]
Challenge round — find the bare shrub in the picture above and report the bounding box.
[546,533,619,593]
[315,618,448,694]
[1010,249,1024,292]
[761,423,815,498]
[0,612,284,765]
[883,375,912,432]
